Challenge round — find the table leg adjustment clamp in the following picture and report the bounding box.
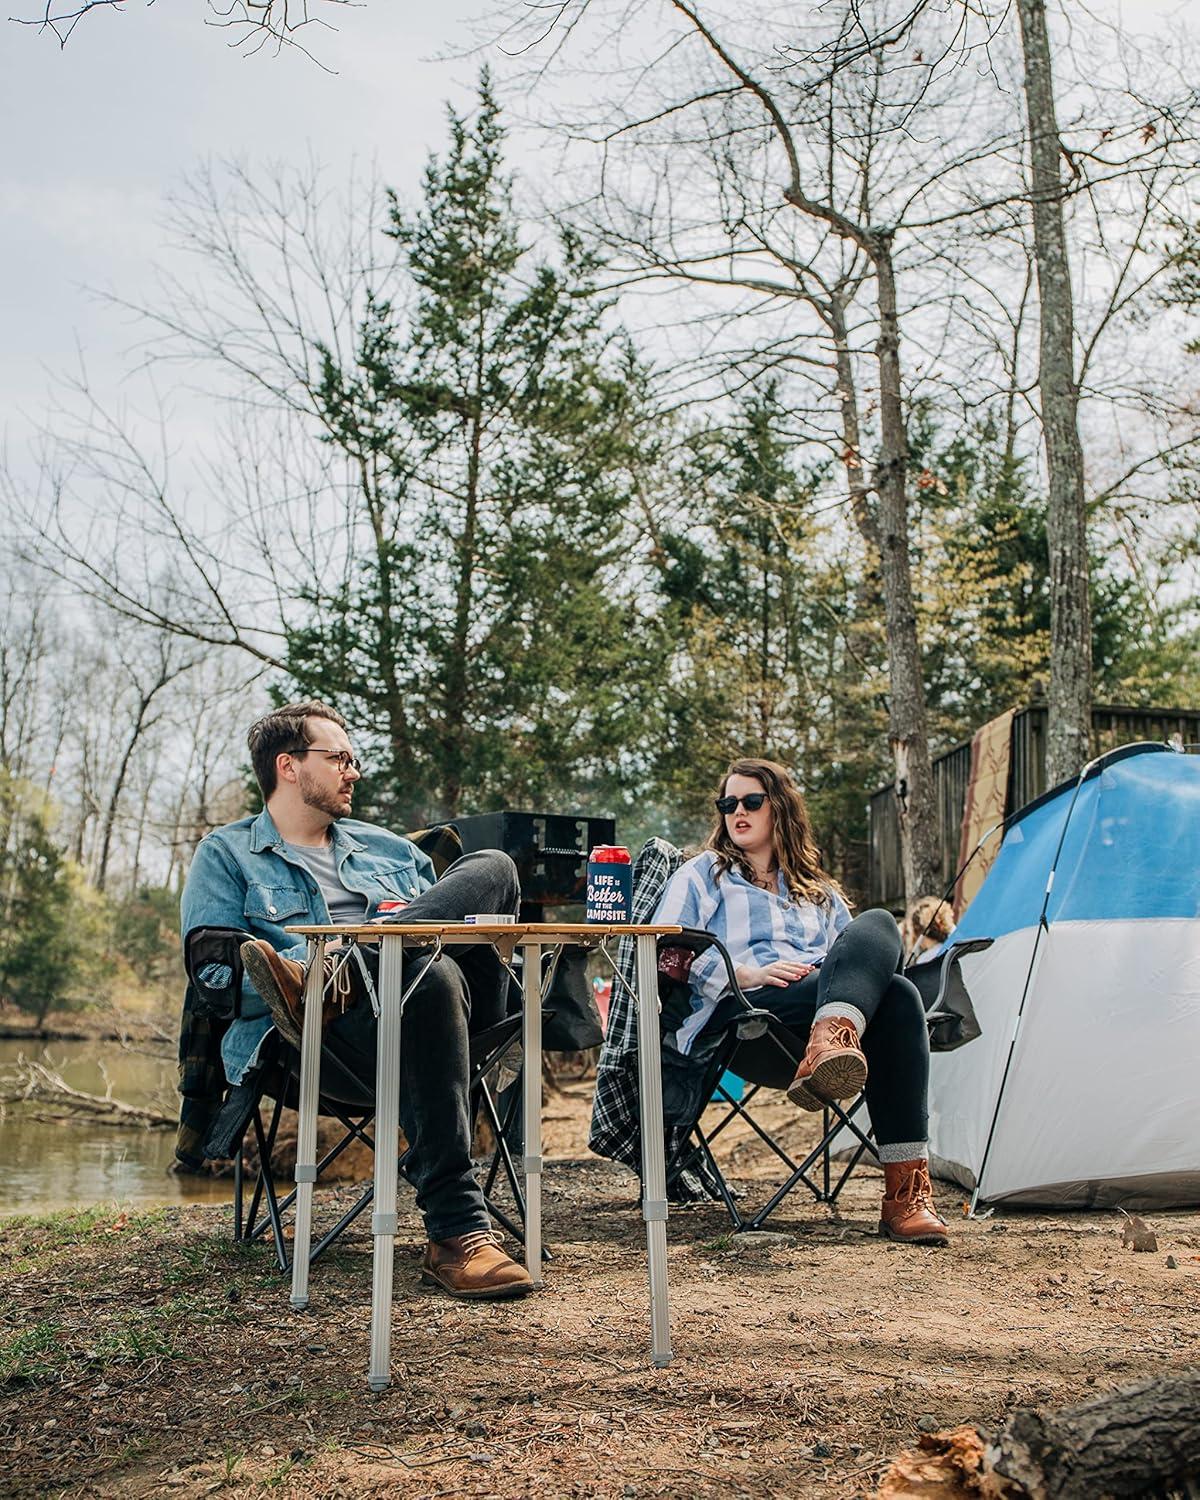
[642,1199,668,1222]
[294,1164,317,1184]
[522,1155,543,1174]
[372,1212,398,1236]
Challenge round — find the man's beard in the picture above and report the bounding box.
[297,771,350,821]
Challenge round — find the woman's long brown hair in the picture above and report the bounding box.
[705,757,845,909]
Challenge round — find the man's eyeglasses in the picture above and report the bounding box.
[715,792,767,815]
[300,746,363,775]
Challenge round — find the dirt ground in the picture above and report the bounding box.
[2,1080,1198,1500]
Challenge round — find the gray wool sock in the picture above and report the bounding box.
[877,1142,929,1164]
[813,1002,867,1037]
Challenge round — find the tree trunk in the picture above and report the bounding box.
[357,456,413,821]
[872,242,940,900]
[128,775,152,896]
[882,1368,1200,1498]
[828,294,881,558]
[1016,0,1092,785]
[96,712,145,894]
[994,1368,1200,1497]
[440,327,487,819]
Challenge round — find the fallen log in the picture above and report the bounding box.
[878,1368,1200,1499]
[995,1368,1200,1498]
[0,1056,174,1129]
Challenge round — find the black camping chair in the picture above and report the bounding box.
[646,928,877,1227]
[611,839,989,1232]
[661,932,990,1230]
[185,926,554,1271]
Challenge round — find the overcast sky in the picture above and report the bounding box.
[0,0,1190,489]
[0,2,517,468]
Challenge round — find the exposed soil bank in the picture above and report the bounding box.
[0,1006,172,1048]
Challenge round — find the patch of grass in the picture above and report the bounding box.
[0,1305,190,1383]
[155,1290,243,1325]
[700,1234,734,1254]
[0,1321,63,1387]
[161,1231,281,1288]
[83,1314,181,1366]
[262,1457,299,1488]
[0,1205,174,1269]
[2,1204,112,1239]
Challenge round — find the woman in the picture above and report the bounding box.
[653,757,949,1247]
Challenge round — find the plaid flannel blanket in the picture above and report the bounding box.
[587,837,682,1170]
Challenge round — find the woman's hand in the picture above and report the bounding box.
[735,959,816,990]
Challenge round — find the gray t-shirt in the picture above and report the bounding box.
[283,839,368,926]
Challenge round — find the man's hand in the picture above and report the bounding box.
[735,959,816,990]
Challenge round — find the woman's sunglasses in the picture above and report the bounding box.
[715,793,768,814]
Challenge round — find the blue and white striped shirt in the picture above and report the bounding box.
[652,849,851,1053]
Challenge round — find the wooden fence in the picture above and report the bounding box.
[866,704,1200,910]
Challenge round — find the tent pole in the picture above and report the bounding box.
[938,817,1007,931]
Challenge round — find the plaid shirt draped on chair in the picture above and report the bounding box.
[588,837,682,1170]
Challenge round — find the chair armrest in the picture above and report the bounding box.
[734,1007,773,1041]
[185,926,255,1021]
[905,937,993,1052]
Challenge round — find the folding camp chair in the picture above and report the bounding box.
[602,839,988,1233]
[663,933,988,1230]
[187,926,552,1271]
[645,927,877,1227]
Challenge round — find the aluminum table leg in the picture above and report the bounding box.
[634,932,672,1367]
[521,942,544,1286]
[368,935,404,1391]
[290,936,327,1311]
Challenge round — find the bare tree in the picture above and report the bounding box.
[11,0,356,63]
[1015,0,1091,782]
[500,0,1016,896]
[0,594,53,786]
[93,632,198,892]
[500,0,1200,885]
[0,558,242,894]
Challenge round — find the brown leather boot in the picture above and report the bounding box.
[421,1230,535,1300]
[240,940,363,1046]
[786,1015,868,1111]
[879,1159,950,1246]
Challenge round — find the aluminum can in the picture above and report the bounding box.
[586,845,632,923]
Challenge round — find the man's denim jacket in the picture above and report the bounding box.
[180,808,435,1084]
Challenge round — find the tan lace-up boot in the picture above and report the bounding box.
[240,939,364,1046]
[879,1159,950,1246]
[421,1230,535,1299]
[786,1015,868,1111]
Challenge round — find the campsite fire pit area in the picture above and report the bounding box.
[2,1084,1197,1499]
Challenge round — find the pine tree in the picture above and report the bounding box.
[291,73,662,823]
[648,384,882,886]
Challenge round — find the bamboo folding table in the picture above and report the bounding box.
[283,921,681,1391]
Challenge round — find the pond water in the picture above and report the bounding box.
[0,1038,231,1217]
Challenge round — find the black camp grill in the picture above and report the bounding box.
[450,811,616,916]
[450,810,618,1064]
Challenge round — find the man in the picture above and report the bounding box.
[181,699,533,1299]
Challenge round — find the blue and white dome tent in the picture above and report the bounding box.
[928,741,1200,1208]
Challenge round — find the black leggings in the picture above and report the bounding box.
[744,908,929,1148]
